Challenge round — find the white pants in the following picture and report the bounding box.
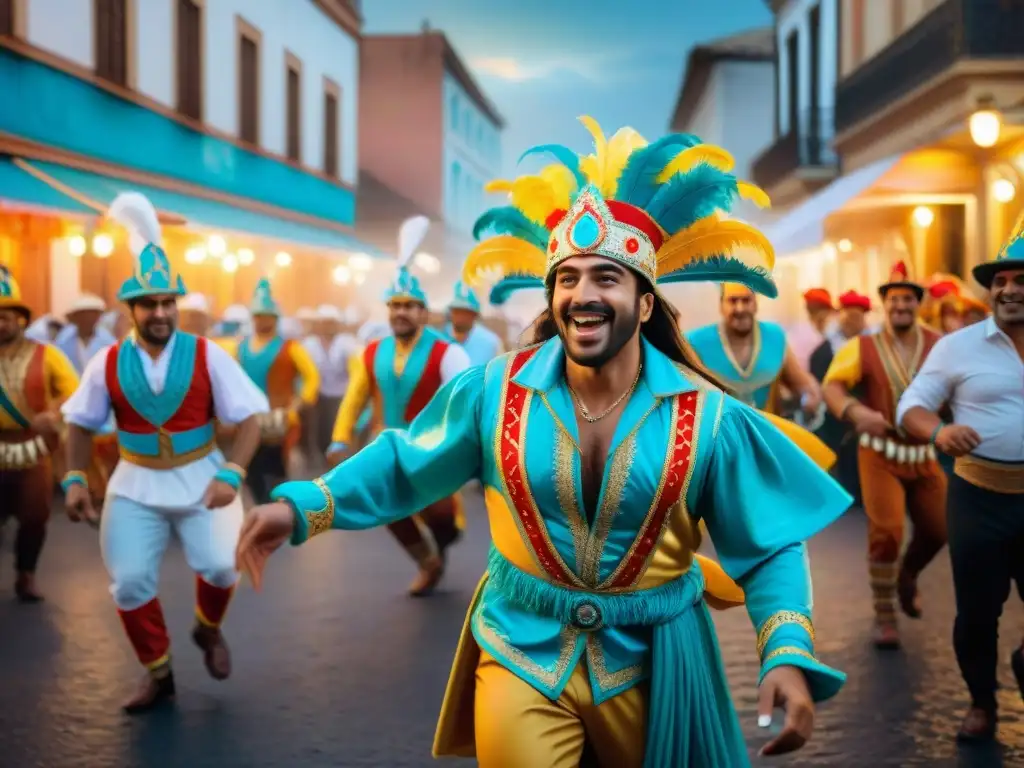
[100,494,244,611]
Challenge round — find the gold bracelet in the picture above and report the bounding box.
[757,611,815,659]
[762,646,816,665]
[222,462,248,480]
[305,477,336,539]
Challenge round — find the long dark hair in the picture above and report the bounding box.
[523,288,730,393]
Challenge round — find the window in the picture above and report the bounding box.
[451,162,462,209]
[175,0,202,121]
[0,0,14,36]
[785,30,798,135]
[449,93,459,132]
[476,124,483,152]
[808,4,821,135]
[323,78,340,177]
[237,19,259,144]
[95,0,129,87]
[285,54,301,162]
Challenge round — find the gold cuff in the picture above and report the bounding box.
[762,646,816,665]
[305,477,336,539]
[223,461,248,480]
[757,610,815,658]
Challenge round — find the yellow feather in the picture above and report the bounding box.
[737,181,771,209]
[603,127,648,198]
[578,115,607,189]
[579,154,601,187]
[656,221,775,277]
[538,164,575,210]
[509,176,560,225]
[656,145,735,183]
[484,179,514,194]
[461,235,547,286]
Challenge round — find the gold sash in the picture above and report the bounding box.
[954,455,1024,495]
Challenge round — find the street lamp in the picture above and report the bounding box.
[969,97,1002,148]
[912,206,934,228]
[993,178,1017,204]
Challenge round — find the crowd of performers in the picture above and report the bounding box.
[0,118,1020,766]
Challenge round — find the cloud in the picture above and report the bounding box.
[470,55,612,84]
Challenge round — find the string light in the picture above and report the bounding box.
[237,248,255,266]
[332,265,351,285]
[67,235,87,257]
[207,235,226,256]
[222,254,239,273]
[274,251,292,267]
[92,234,114,258]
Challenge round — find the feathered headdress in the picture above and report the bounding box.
[460,117,775,306]
[974,209,1024,289]
[383,215,430,305]
[108,191,186,302]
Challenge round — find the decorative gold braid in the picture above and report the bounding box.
[762,646,816,666]
[305,478,336,539]
[756,610,814,659]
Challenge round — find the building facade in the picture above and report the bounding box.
[0,0,375,317]
[667,27,777,327]
[358,30,504,309]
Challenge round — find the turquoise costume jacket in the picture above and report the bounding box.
[686,320,787,409]
[274,337,850,764]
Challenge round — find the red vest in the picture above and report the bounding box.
[364,336,448,426]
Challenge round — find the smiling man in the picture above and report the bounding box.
[897,221,1024,742]
[60,192,268,713]
[821,262,947,650]
[234,121,850,767]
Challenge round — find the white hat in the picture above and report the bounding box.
[296,307,318,321]
[65,293,106,317]
[179,293,211,314]
[222,304,251,323]
[343,306,362,325]
[316,303,343,322]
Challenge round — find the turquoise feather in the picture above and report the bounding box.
[657,255,777,298]
[472,207,550,249]
[518,143,587,190]
[488,274,546,306]
[645,164,739,234]
[615,133,703,209]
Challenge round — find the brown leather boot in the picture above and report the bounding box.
[956,707,996,742]
[896,567,921,619]
[14,572,43,603]
[872,622,900,650]
[408,556,445,597]
[123,667,176,714]
[192,624,232,680]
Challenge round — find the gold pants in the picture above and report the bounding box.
[474,651,647,768]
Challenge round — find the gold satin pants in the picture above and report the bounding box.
[474,651,647,768]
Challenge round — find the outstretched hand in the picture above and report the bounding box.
[757,665,815,756]
[235,502,296,591]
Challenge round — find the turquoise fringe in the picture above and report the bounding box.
[487,548,751,767]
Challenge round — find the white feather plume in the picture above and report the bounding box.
[108,192,162,257]
[397,215,430,270]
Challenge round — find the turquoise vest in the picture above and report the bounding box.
[372,327,444,430]
[685,321,787,409]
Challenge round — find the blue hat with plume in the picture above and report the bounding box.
[461,116,775,307]
[383,215,430,305]
[109,192,187,302]
[974,211,1024,289]
[250,277,280,316]
[448,280,481,313]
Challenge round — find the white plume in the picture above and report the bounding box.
[108,192,162,257]
[396,215,430,270]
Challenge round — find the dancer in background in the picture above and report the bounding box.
[444,281,504,366]
[822,262,946,649]
[61,192,267,713]
[898,222,1024,742]
[788,287,836,371]
[326,217,470,597]
[301,304,357,469]
[0,267,79,602]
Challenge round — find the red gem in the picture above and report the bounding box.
[549,239,558,253]
[625,237,640,254]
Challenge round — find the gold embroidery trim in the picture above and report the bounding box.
[586,634,643,693]
[954,455,1024,495]
[0,340,36,424]
[717,321,761,380]
[756,611,815,659]
[550,418,589,574]
[119,438,216,469]
[762,646,817,666]
[305,477,336,539]
[473,608,580,689]
[580,432,638,587]
[871,327,923,410]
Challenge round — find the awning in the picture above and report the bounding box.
[11,158,383,255]
[0,157,97,215]
[764,155,901,256]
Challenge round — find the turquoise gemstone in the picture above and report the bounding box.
[571,212,601,249]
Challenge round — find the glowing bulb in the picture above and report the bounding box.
[837,238,853,253]
[969,109,1001,148]
[67,235,87,257]
[274,251,292,267]
[207,235,226,256]
[222,254,239,273]
[353,272,367,285]
[184,246,206,264]
[332,265,351,285]
[993,178,1016,203]
[348,253,373,271]
[912,206,934,228]
[237,248,255,266]
[92,234,114,258]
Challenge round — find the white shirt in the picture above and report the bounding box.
[439,343,472,383]
[302,333,358,398]
[62,333,270,508]
[896,318,1024,462]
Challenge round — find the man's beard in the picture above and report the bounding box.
[138,319,174,346]
[726,314,754,335]
[0,329,18,346]
[557,299,640,369]
[995,292,1024,324]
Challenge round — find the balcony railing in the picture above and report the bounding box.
[835,0,1024,133]
[751,107,838,191]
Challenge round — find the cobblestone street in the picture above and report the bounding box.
[1,496,1021,767]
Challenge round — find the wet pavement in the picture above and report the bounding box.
[1,495,1022,767]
